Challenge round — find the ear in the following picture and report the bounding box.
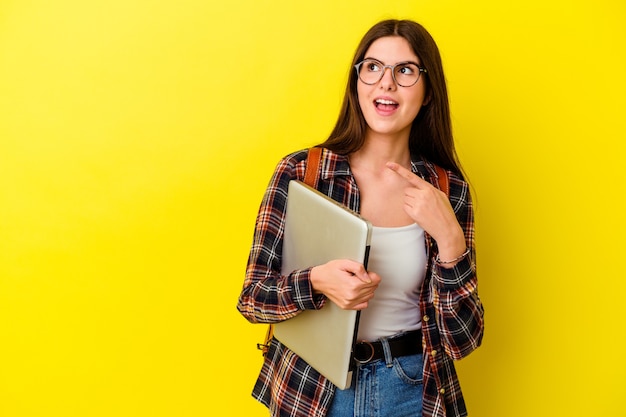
[422,92,432,106]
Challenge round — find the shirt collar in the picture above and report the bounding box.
[318,150,352,181]
[411,155,440,184]
[319,149,440,184]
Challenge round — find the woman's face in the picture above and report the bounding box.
[357,36,428,141]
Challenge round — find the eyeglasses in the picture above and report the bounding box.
[354,58,427,87]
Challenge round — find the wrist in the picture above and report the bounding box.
[435,228,467,268]
[435,247,470,268]
[309,265,324,294]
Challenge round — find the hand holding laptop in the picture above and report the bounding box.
[310,259,381,310]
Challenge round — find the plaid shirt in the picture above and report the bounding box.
[238,148,484,417]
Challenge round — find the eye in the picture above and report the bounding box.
[365,60,381,72]
[397,64,416,75]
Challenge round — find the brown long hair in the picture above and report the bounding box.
[320,19,463,177]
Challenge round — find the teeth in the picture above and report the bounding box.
[376,99,397,105]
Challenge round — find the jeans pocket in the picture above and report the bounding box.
[392,353,424,385]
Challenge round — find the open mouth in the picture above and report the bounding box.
[375,98,399,111]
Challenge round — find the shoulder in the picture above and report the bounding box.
[280,148,309,164]
[274,147,349,181]
[266,149,308,186]
[274,149,308,172]
[413,158,464,185]
[416,157,470,202]
[279,147,345,164]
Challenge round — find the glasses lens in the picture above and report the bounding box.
[394,63,420,87]
[357,60,422,87]
[358,59,383,84]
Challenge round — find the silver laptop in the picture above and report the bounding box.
[273,180,372,390]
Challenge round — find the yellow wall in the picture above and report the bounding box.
[1,1,624,416]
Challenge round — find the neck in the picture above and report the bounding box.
[351,132,411,170]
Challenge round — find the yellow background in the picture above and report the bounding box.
[1,0,624,416]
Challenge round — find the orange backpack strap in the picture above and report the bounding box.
[258,147,324,356]
[303,147,323,188]
[434,164,449,197]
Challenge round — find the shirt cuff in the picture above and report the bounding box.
[290,268,326,310]
[433,256,475,289]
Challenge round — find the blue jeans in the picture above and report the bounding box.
[327,336,424,417]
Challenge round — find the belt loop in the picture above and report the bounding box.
[380,337,393,368]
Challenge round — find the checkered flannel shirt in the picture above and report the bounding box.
[237,148,484,417]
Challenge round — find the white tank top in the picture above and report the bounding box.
[356,223,427,342]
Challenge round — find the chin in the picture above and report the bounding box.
[366,123,411,138]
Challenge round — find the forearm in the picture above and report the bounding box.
[432,177,483,359]
[432,253,484,359]
[434,223,467,268]
[237,265,325,324]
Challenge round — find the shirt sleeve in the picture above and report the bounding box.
[237,153,326,324]
[431,174,485,360]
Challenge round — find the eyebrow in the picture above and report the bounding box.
[364,57,421,66]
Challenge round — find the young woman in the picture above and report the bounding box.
[237,19,484,417]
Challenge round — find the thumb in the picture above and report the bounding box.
[355,271,372,284]
[346,263,371,284]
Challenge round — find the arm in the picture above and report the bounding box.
[431,176,484,360]
[386,162,484,359]
[238,152,381,323]
[237,154,326,324]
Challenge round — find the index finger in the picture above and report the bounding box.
[386,162,429,188]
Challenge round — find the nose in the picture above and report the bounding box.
[379,66,396,90]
